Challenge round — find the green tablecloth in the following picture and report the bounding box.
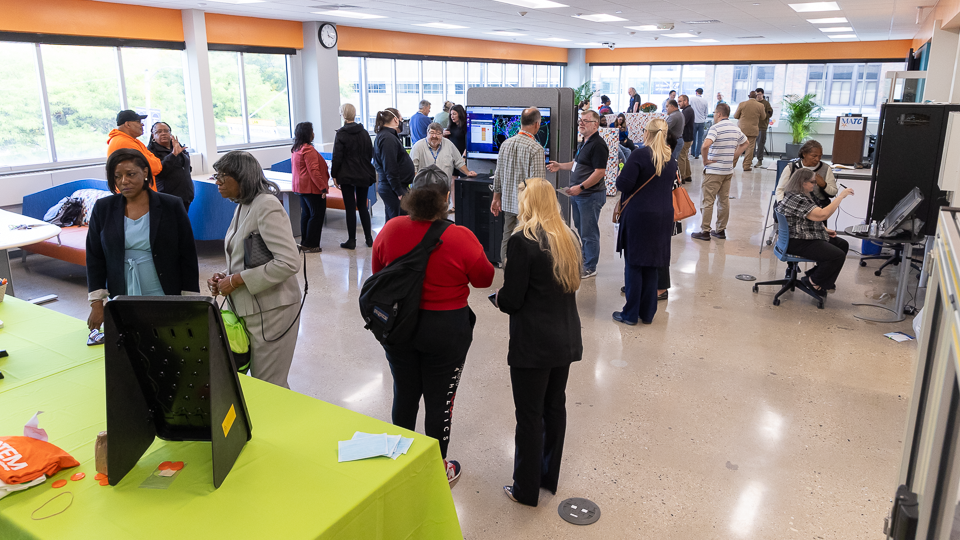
[0,298,462,539]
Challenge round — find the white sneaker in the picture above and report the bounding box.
[581,269,597,279]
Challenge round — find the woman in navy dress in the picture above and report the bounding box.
[614,118,677,325]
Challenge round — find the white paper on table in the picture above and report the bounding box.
[338,435,389,462]
[24,411,48,442]
[353,432,414,460]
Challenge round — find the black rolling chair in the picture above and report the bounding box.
[753,211,825,309]
[859,243,923,277]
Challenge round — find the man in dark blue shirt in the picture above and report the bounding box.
[409,100,432,145]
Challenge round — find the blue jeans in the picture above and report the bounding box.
[671,137,683,161]
[570,189,606,272]
[692,123,705,158]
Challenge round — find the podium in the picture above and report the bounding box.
[831,116,867,165]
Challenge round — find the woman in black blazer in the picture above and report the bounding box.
[496,177,583,507]
[373,108,415,221]
[86,148,200,330]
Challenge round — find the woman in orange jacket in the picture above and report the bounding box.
[291,122,330,253]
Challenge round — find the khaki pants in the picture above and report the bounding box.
[499,212,518,264]
[742,135,758,170]
[678,140,693,179]
[700,173,733,233]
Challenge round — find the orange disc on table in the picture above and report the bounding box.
[71,472,85,481]
[94,473,106,480]
[99,477,109,486]
[159,461,173,471]
[51,480,67,488]
[168,462,184,471]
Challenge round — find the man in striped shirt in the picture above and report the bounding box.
[491,107,547,264]
[692,103,749,241]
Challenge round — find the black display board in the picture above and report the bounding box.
[104,296,252,488]
[455,175,504,264]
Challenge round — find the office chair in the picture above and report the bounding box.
[859,243,923,277]
[759,159,791,254]
[752,211,825,309]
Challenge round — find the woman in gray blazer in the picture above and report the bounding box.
[207,151,303,388]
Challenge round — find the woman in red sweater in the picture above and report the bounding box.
[291,122,329,253]
[372,172,495,487]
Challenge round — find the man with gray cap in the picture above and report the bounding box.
[107,110,162,184]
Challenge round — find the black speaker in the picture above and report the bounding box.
[455,176,503,264]
[868,103,957,236]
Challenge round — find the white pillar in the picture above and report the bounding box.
[563,48,587,89]
[302,22,343,147]
[924,20,960,102]
[182,9,217,173]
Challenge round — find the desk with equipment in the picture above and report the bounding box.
[0,297,461,539]
[843,186,925,322]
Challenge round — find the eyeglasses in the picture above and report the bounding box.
[154,128,171,135]
[213,173,230,185]
[578,119,598,124]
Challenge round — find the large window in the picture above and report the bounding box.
[338,56,362,123]
[1,41,193,170]
[396,60,420,119]
[423,61,444,109]
[0,42,49,166]
[590,61,904,117]
[122,48,190,148]
[209,51,291,147]
[365,58,394,128]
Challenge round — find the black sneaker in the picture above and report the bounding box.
[691,231,711,241]
[710,230,726,239]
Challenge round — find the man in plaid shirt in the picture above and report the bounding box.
[491,108,547,264]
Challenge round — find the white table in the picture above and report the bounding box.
[0,209,60,297]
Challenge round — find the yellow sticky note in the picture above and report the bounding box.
[222,404,237,438]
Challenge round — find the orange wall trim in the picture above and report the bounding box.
[0,0,183,41]
[205,13,302,49]
[586,40,914,64]
[337,26,567,64]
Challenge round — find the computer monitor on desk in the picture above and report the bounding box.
[879,186,924,236]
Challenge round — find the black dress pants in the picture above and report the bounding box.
[382,307,476,459]
[510,364,570,506]
[298,193,326,248]
[787,236,849,289]
[340,184,372,242]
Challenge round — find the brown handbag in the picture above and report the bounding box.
[673,171,697,221]
[612,173,656,224]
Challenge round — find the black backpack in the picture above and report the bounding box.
[359,220,450,346]
[47,197,84,227]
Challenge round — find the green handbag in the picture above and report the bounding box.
[220,308,251,373]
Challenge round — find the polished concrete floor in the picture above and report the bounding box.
[7,159,920,539]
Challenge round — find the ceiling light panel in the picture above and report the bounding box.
[573,13,628,22]
[414,22,469,29]
[788,2,841,12]
[492,0,567,9]
[625,25,661,31]
[682,20,721,24]
[662,33,698,38]
[312,10,384,19]
[819,26,853,32]
[807,16,848,23]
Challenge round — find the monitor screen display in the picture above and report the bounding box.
[880,186,924,235]
[465,106,551,160]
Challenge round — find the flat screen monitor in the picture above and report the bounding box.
[880,186,924,236]
[466,106,551,160]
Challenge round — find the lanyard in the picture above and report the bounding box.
[429,144,440,162]
[519,131,535,141]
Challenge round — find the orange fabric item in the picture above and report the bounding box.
[0,436,80,485]
[106,129,161,190]
[292,145,329,195]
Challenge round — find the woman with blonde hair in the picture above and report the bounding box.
[614,117,678,325]
[495,177,583,506]
[331,102,376,248]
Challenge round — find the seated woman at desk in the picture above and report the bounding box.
[776,168,854,295]
[86,148,200,330]
[775,140,837,207]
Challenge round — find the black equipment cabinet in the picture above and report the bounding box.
[455,176,503,264]
[869,103,958,236]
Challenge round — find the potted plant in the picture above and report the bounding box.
[781,93,823,158]
[573,81,596,110]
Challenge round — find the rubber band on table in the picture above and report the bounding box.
[31,491,74,520]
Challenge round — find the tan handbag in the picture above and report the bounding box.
[673,171,697,221]
[612,173,656,224]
